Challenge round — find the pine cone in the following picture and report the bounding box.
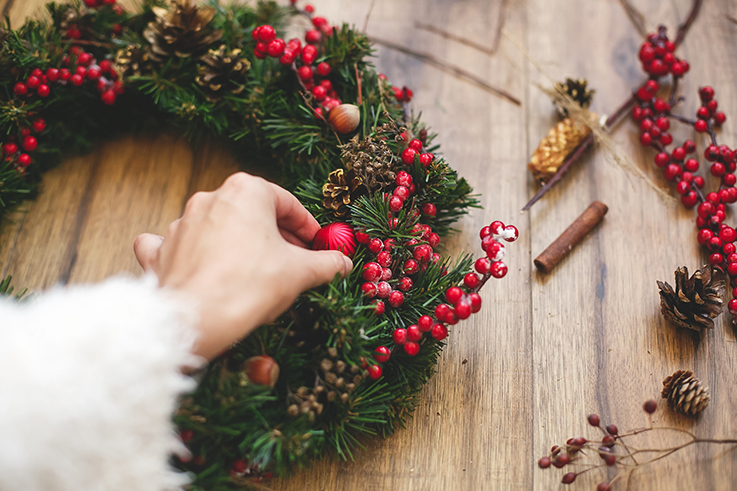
[143,0,223,63]
[341,134,397,193]
[555,78,595,116]
[527,117,592,184]
[657,265,725,331]
[196,45,250,101]
[661,370,710,416]
[115,44,154,77]
[322,169,362,217]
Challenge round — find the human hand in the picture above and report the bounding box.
[133,172,353,360]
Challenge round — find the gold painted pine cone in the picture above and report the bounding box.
[196,45,250,101]
[661,370,710,416]
[322,169,362,217]
[527,117,592,184]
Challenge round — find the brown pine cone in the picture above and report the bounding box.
[143,0,223,63]
[196,45,250,101]
[657,265,725,331]
[115,44,154,77]
[661,370,709,416]
[555,77,595,116]
[528,117,592,184]
[322,169,363,217]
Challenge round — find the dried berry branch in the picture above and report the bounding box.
[538,400,737,489]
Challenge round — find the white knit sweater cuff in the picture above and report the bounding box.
[0,275,202,491]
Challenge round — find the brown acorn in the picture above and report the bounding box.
[244,355,280,387]
[328,104,360,134]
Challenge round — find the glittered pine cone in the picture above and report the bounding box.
[528,117,592,184]
[661,370,710,416]
[143,0,223,63]
[555,78,595,116]
[115,44,154,77]
[657,265,725,331]
[322,169,363,217]
[196,45,250,101]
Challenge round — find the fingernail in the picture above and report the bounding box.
[343,255,354,275]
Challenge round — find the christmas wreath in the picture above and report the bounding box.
[0,0,518,487]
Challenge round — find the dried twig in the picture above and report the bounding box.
[362,0,377,33]
[675,0,703,47]
[727,14,737,25]
[414,22,496,56]
[368,36,521,106]
[618,0,648,37]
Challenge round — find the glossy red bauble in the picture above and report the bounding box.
[312,222,356,257]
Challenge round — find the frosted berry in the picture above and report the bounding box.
[404,341,420,356]
[374,346,391,362]
[422,203,437,217]
[368,238,384,253]
[404,259,419,274]
[490,261,508,278]
[392,328,408,345]
[377,281,391,298]
[381,267,392,281]
[361,282,377,298]
[431,323,448,340]
[389,195,403,212]
[475,257,491,274]
[401,147,417,165]
[362,262,382,282]
[468,293,482,313]
[388,290,405,307]
[398,276,413,291]
[373,300,385,315]
[489,220,504,236]
[396,170,412,187]
[394,185,410,200]
[413,244,432,263]
[484,240,506,262]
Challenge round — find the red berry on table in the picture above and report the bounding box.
[538,457,552,469]
[721,227,737,243]
[367,364,382,380]
[681,191,698,208]
[643,399,657,414]
[14,82,27,96]
[671,147,685,160]
[561,473,577,484]
[407,324,422,342]
[587,413,601,427]
[373,300,385,315]
[654,152,669,167]
[455,300,471,319]
[404,341,420,356]
[445,286,463,305]
[361,282,377,298]
[464,272,480,289]
[37,85,50,97]
[443,308,458,325]
[490,261,508,278]
[401,147,417,165]
[374,346,391,362]
[398,276,413,291]
[404,259,419,274]
[422,203,437,217]
[18,154,31,167]
[22,136,37,152]
[431,323,448,340]
[694,119,708,132]
[469,293,482,312]
[693,175,705,188]
[302,45,317,64]
[418,315,433,332]
[388,290,405,307]
[317,62,331,76]
[699,86,714,101]
[392,328,408,345]
[640,132,653,145]
[715,112,727,125]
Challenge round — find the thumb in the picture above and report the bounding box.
[297,249,353,290]
[133,233,164,272]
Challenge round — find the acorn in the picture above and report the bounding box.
[244,355,280,387]
[328,103,360,134]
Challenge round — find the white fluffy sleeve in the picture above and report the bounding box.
[0,275,203,491]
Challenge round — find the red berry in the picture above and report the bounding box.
[475,257,491,274]
[715,112,727,125]
[562,473,577,484]
[302,45,318,65]
[643,399,657,414]
[14,82,27,96]
[101,89,116,105]
[70,74,84,86]
[407,324,422,342]
[640,132,653,146]
[404,341,420,356]
[376,281,391,298]
[394,185,410,200]
[435,303,451,319]
[392,328,408,345]
[36,84,50,97]
[22,136,37,152]
[430,323,448,340]
[413,244,432,263]
[671,147,686,160]
[684,140,696,153]
[404,259,419,274]
[445,286,463,305]
[361,282,377,298]
[363,262,382,282]
[721,227,737,243]
[374,346,391,362]
[654,152,669,167]
[422,203,437,217]
[2,143,18,155]
[538,456,552,469]
[396,170,413,187]
[427,233,440,247]
[388,290,404,308]
[699,86,714,102]
[316,62,331,76]
[553,453,570,468]
[256,25,276,43]
[455,300,471,319]
[368,238,384,253]
[18,154,31,167]
[305,29,321,44]
[464,272,480,289]
[367,364,382,380]
[695,119,708,132]
[597,483,611,491]
[398,276,413,291]
[373,300,385,315]
[279,50,295,65]
[684,158,699,172]
[468,293,482,313]
[266,39,286,58]
[401,147,417,165]
[418,315,433,332]
[490,261,508,278]
[681,191,698,208]
[419,153,433,167]
[709,253,723,266]
[587,414,600,426]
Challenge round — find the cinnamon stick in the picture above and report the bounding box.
[534,201,608,273]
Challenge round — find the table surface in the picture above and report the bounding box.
[2,0,736,489]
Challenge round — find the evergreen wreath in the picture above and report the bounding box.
[0,0,518,487]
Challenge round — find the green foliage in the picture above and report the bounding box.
[0,275,28,300]
[0,1,485,486]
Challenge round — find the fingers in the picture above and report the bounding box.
[133,233,164,272]
[296,249,354,291]
[279,227,310,248]
[266,181,321,245]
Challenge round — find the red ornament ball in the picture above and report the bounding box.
[312,222,356,257]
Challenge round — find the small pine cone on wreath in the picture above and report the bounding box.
[115,44,155,77]
[657,265,725,331]
[322,169,363,217]
[143,0,223,63]
[196,45,250,101]
[661,370,710,416]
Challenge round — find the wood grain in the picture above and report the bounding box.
[1,0,735,490]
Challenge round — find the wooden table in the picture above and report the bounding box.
[2,0,736,489]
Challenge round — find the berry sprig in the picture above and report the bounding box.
[629,26,737,322]
[537,400,737,489]
[370,220,518,364]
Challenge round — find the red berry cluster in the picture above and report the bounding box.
[370,220,518,365]
[632,26,737,318]
[638,27,689,78]
[400,137,435,168]
[393,85,414,103]
[252,16,340,119]
[229,457,273,484]
[1,118,45,173]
